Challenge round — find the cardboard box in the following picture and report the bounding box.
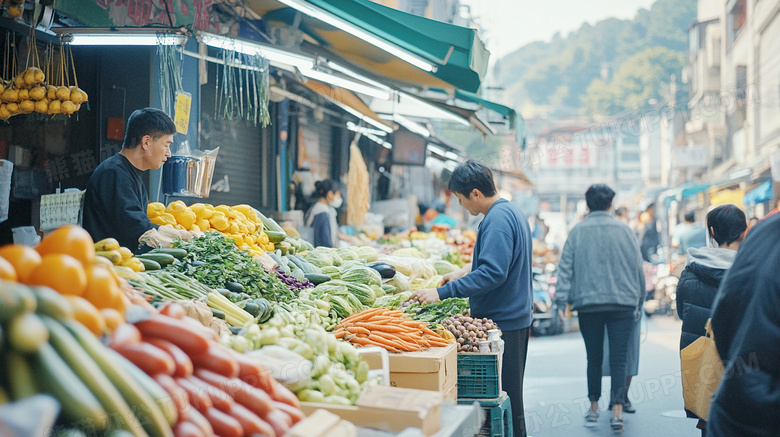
[289,409,357,437]
[443,383,457,401]
[363,343,457,396]
[300,385,443,436]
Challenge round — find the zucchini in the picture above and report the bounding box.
[63,320,174,437]
[31,286,74,321]
[211,307,226,320]
[256,210,284,233]
[7,312,49,353]
[135,258,161,271]
[7,351,38,400]
[135,253,176,267]
[148,248,188,260]
[304,273,331,285]
[32,342,108,432]
[288,255,311,274]
[225,281,245,293]
[112,351,178,428]
[41,317,144,437]
[0,282,36,322]
[265,230,287,244]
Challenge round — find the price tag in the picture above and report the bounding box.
[174,91,192,134]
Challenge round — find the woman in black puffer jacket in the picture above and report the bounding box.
[676,205,747,436]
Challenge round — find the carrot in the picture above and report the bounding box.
[421,327,441,337]
[154,374,191,419]
[113,341,176,376]
[194,368,273,419]
[228,349,276,396]
[333,330,347,339]
[173,420,206,437]
[177,376,214,412]
[146,338,194,378]
[271,383,301,409]
[186,407,214,437]
[203,407,243,437]
[348,336,373,346]
[339,307,385,324]
[274,401,305,425]
[358,323,407,334]
[346,326,371,336]
[108,323,141,348]
[369,334,408,351]
[228,403,276,437]
[159,302,186,319]
[135,315,211,356]
[191,344,240,378]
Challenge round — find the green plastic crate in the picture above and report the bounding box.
[458,391,514,437]
[457,353,500,399]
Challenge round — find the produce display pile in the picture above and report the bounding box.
[333,308,451,352]
[442,315,499,353]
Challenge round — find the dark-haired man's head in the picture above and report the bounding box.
[121,108,176,170]
[585,184,615,212]
[684,211,696,223]
[448,160,498,216]
[706,204,747,247]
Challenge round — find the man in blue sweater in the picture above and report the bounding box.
[412,160,533,437]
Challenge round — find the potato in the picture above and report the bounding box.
[34,99,48,113]
[55,85,70,101]
[61,100,76,115]
[17,88,28,100]
[47,99,61,114]
[1,88,18,103]
[32,68,45,84]
[29,86,45,101]
[0,104,10,120]
[13,74,25,89]
[19,99,34,113]
[6,102,20,114]
[69,86,84,104]
[46,84,56,100]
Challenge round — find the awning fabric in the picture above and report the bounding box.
[250,0,489,92]
[453,90,517,128]
[743,180,773,205]
[302,80,392,129]
[663,182,711,206]
[709,188,745,207]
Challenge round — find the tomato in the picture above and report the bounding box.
[65,295,106,336]
[35,225,95,267]
[0,245,41,282]
[27,254,87,296]
[0,256,17,281]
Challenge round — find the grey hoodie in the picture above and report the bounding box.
[555,211,645,313]
[685,247,737,270]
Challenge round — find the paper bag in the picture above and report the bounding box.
[681,319,724,420]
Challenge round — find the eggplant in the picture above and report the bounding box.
[367,262,396,279]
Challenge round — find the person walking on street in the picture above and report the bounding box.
[672,211,707,255]
[677,204,746,436]
[639,203,660,262]
[706,213,780,437]
[555,184,645,432]
[411,160,533,437]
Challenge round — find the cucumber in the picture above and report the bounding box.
[111,350,178,428]
[225,281,245,293]
[0,282,36,322]
[287,255,311,274]
[31,286,74,321]
[63,320,174,437]
[135,253,176,267]
[7,312,49,353]
[41,317,145,437]
[264,230,287,244]
[7,352,37,400]
[256,210,284,233]
[32,342,108,432]
[135,258,161,271]
[211,307,226,320]
[304,273,331,285]
[148,248,188,260]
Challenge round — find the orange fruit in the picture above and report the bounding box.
[100,308,124,332]
[35,225,95,267]
[0,245,41,282]
[65,295,105,336]
[83,265,121,309]
[27,254,87,296]
[0,257,17,281]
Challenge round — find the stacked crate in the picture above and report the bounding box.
[456,353,513,437]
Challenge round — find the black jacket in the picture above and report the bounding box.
[706,214,780,437]
[676,248,735,350]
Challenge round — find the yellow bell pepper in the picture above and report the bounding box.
[166,200,187,214]
[151,213,177,227]
[190,203,213,220]
[172,209,197,229]
[230,234,244,246]
[196,218,211,232]
[243,234,255,245]
[209,212,229,231]
[265,242,275,252]
[228,221,240,234]
[215,205,237,219]
[147,202,165,217]
[232,204,252,217]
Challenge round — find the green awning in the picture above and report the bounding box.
[453,90,517,128]
[251,0,489,92]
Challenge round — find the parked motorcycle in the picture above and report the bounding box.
[643,260,679,318]
[531,266,565,336]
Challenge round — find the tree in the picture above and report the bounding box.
[580,47,686,115]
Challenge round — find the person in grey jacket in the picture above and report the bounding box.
[555,185,645,431]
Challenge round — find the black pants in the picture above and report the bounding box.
[501,327,530,437]
[579,310,635,405]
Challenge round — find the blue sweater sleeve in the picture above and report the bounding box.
[311,212,333,248]
[438,229,512,299]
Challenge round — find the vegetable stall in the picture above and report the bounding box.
[0,206,500,436]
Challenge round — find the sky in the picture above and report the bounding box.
[461,0,659,59]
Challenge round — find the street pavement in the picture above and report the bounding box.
[522,316,701,437]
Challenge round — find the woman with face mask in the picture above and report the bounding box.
[676,204,747,436]
[305,179,343,248]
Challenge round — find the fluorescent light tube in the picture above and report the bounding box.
[200,33,315,70]
[303,69,390,100]
[275,0,438,73]
[68,34,185,46]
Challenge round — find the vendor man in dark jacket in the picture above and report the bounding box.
[707,212,780,437]
[83,108,174,251]
[412,160,533,437]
